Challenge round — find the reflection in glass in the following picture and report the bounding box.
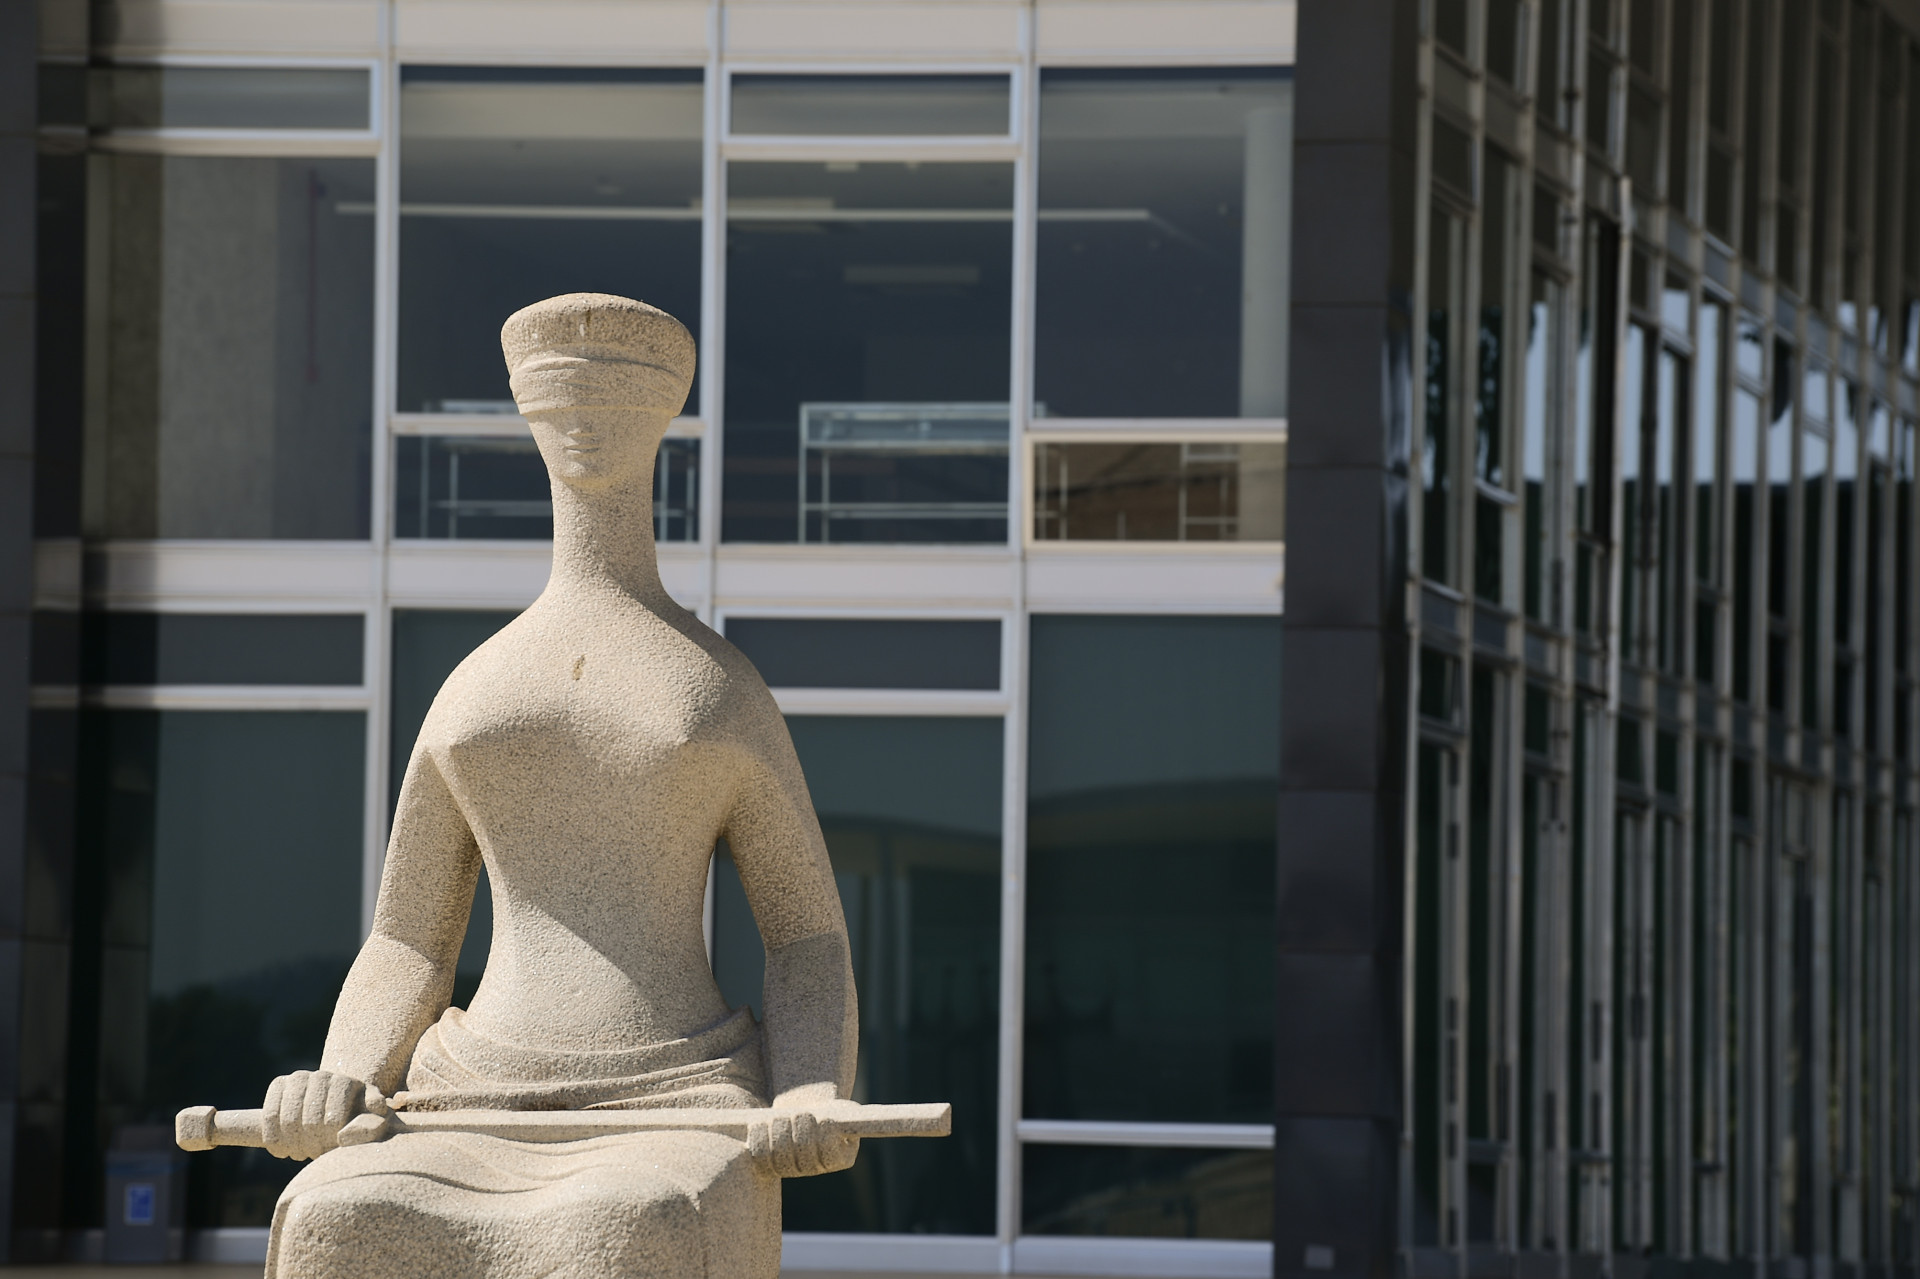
[394,435,698,542]
[723,618,1000,691]
[83,614,364,687]
[1025,616,1277,1124]
[1035,69,1290,419]
[1427,208,1461,586]
[722,161,1013,542]
[1022,1146,1272,1239]
[1621,324,1646,648]
[1654,347,1682,672]
[1476,149,1512,604]
[97,156,374,538]
[1802,427,1828,728]
[398,69,703,413]
[730,75,1009,136]
[1696,301,1723,585]
[797,404,1008,543]
[1032,440,1283,542]
[389,611,520,1000]
[84,710,365,1227]
[1732,389,1760,699]
[1523,275,1558,621]
[97,66,370,130]
[710,717,1001,1235]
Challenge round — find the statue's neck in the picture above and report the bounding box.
[546,475,669,606]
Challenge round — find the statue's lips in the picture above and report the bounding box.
[509,353,689,413]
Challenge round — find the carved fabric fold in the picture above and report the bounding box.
[396,1005,768,1112]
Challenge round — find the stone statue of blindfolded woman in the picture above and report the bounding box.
[256,294,865,1278]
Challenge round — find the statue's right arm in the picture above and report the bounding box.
[259,748,481,1160]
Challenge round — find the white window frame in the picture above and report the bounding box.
[73,20,1296,1275]
[91,54,383,157]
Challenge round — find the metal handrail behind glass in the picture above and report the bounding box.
[797,402,1010,542]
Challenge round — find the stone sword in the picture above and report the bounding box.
[176,1098,951,1153]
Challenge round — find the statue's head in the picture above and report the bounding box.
[502,293,696,493]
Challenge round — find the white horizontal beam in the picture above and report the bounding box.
[1017,1120,1275,1149]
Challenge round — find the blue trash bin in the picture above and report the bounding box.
[104,1127,187,1263]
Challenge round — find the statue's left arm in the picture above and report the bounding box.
[723,707,860,1175]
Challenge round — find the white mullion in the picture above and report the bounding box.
[1016,1120,1275,1149]
[997,16,1039,1267]
[701,0,726,626]
[363,9,401,938]
[704,0,720,974]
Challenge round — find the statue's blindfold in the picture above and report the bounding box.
[508,351,691,416]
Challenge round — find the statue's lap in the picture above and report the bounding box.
[268,1130,781,1279]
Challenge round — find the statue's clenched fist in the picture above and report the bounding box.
[261,1070,366,1162]
[746,1108,860,1178]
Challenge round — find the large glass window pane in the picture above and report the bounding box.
[1031,440,1285,542]
[722,617,1000,690]
[1021,1145,1272,1239]
[398,69,703,415]
[1523,273,1560,622]
[1034,69,1291,419]
[393,436,698,542]
[1025,615,1278,1124]
[1733,388,1761,700]
[710,716,1002,1235]
[1801,426,1829,727]
[722,161,1012,543]
[85,710,365,1226]
[730,74,1009,136]
[82,613,363,686]
[388,610,519,999]
[1427,207,1463,587]
[96,156,374,538]
[97,66,371,131]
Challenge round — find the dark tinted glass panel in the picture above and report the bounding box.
[1488,0,1523,83]
[1733,388,1760,698]
[1035,69,1291,418]
[1428,207,1461,585]
[1022,1145,1272,1240]
[723,161,1012,543]
[394,436,698,541]
[1025,615,1278,1123]
[730,74,1009,136]
[398,70,703,414]
[1538,0,1564,126]
[1626,83,1661,193]
[710,716,1001,1234]
[1523,273,1558,621]
[1032,441,1284,541]
[723,617,1001,691]
[388,609,518,993]
[1668,0,1694,209]
[86,710,364,1226]
[98,156,374,538]
[1696,300,1723,585]
[98,66,370,130]
[83,614,364,686]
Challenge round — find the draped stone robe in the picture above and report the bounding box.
[266,592,855,1279]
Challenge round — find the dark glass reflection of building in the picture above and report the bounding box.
[5,1,1920,1277]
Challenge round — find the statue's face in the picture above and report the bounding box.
[524,405,670,494]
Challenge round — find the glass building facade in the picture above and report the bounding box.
[8,0,1920,1276]
[7,1,1290,1272]
[1279,1,1920,1277]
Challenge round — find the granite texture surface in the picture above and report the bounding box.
[258,296,861,1277]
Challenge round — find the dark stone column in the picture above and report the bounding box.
[0,0,40,1258]
[1275,4,1421,1278]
